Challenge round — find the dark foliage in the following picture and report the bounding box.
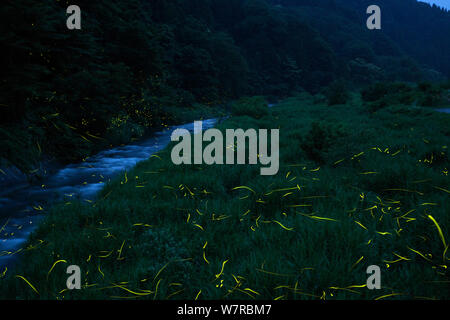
[1,0,449,169]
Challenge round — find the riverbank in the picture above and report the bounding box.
[0,102,226,184]
[0,117,219,269]
[0,103,226,259]
[1,94,449,299]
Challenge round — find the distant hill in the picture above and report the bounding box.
[1,0,449,170]
[269,0,450,81]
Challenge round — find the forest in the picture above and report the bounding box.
[1,0,449,172]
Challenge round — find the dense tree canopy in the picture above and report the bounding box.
[1,0,449,169]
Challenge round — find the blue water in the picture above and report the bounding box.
[0,119,217,268]
[0,106,447,268]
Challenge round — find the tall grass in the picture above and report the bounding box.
[1,94,448,300]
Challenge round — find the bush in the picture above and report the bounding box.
[231,96,269,118]
[362,82,412,102]
[361,82,390,102]
[324,80,349,105]
[300,121,344,164]
[362,81,447,110]
[416,82,443,106]
[362,82,415,112]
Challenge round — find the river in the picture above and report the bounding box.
[0,106,448,269]
[437,108,450,114]
[0,118,217,269]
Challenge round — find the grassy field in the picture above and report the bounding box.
[1,93,449,300]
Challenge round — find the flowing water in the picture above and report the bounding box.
[436,108,450,114]
[0,106,447,269]
[0,119,217,268]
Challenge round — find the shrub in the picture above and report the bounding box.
[362,81,447,110]
[231,96,269,118]
[416,82,444,106]
[362,82,412,102]
[362,82,417,112]
[300,121,344,164]
[362,82,390,102]
[324,80,349,105]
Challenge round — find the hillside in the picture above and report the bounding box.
[1,0,449,171]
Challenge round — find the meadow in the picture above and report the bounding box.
[1,92,449,300]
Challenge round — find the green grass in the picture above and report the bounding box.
[1,93,449,300]
[0,102,225,173]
